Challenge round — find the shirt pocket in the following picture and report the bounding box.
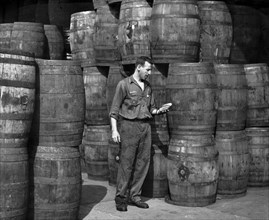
[128,93,141,107]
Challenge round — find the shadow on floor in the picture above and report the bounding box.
[79,185,108,219]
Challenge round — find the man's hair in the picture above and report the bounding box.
[135,56,153,68]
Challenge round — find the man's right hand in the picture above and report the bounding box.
[112,130,121,143]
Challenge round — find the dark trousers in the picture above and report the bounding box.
[115,119,151,202]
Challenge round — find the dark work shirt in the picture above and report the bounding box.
[109,75,157,120]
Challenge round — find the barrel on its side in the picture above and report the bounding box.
[214,64,248,130]
[83,125,110,181]
[198,1,233,63]
[244,63,269,127]
[150,0,200,63]
[246,128,269,186]
[44,25,65,60]
[29,59,85,147]
[215,130,249,197]
[10,22,48,59]
[28,146,82,220]
[166,132,219,206]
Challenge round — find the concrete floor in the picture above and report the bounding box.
[78,173,269,220]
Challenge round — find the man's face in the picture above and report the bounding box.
[138,61,152,80]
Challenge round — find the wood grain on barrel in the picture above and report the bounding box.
[10,22,48,59]
[69,11,96,63]
[214,64,248,130]
[167,132,219,206]
[215,130,249,197]
[244,63,269,127]
[44,25,65,60]
[94,5,120,65]
[0,23,13,50]
[82,64,109,125]
[198,1,233,63]
[83,125,110,181]
[150,0,200,63]
[30,59,85,147]
[118,0,152,64]
[0,51,35,220]
[246,127,269,186]
[28,146,81,220]
[166,62,217,136]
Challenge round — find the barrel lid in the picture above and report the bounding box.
[35,58,81,66]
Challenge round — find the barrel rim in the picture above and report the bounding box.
[35,58,81,66]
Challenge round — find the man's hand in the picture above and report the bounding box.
[112,130,121,143]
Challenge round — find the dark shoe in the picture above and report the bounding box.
[116,202,128,212]
[129,200,149,209]
[115,196,128,212]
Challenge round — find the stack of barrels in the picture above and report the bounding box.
[244,64,269,187]
[0,4,88,219]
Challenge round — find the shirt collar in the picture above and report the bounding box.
[128,75,150,87]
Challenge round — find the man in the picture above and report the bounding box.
[109,56,169,212]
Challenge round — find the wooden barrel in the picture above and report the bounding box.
[44,25,65,60]
[166,62,217,136]
[29,59,85,147]
[214,64,248,131]
[198,1,233,64]
[106,63,126,112]
[215,130,249,197]
[69,11,96,63]
[92,0,107,9]
[0,51,35,220]
[28,146,82,220]
[244,63,269,127]
[228,5,262,64]
[0,51,36,149]
[246,127,269,187]
[149,64,169,146]
[83,125,110,181]
[82,63,109,125]
[94,5,120,65]
[166,132,219,206]
[142,145,168,198]
[150,0,200,63]
[0,23,13,50]
[10,22,48,59]
[108,136,120,186]
[118,0,152,64]
[0,148,29,220]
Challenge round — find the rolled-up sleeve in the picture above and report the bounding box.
[109,80,126,120]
